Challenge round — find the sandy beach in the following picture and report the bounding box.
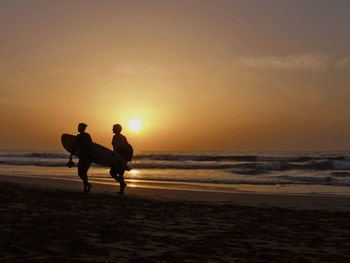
[3,0,350,262]
[1,177,350,262]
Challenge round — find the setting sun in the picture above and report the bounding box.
[128,118,142,131]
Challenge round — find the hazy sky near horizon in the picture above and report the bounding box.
[1,0,350,151]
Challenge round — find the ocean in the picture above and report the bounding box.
[1,150,350,196]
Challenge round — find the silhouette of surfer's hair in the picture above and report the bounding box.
[113,124,122,133]
[78,123,87,131]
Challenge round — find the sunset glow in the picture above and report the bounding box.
[1,2,349,261]
[0,1,350,151]
[128,119,142,132]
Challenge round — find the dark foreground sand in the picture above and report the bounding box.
[1,182,350,263]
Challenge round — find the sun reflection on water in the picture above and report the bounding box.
[126,169,140,187]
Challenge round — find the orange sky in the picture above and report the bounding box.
[1,0,350,151]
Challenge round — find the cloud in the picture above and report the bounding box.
[334,57,350,69]
[113,63,172,77]
[236,53,332,72]
[46,67,96,76]
[47,69,66,76]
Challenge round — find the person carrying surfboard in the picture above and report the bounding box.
[109,123,133,194]
[69,123,93,194]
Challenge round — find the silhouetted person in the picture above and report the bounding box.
[70,123,93,194]
[109,123,133,194]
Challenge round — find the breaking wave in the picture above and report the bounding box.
[0,152,350,172]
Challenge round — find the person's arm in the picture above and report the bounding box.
[87,133,94,157]
[112,135,118,152]
[69,147,74,161]
[87,133,93,144]
[69,135,80,160]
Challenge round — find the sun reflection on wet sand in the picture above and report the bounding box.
[129,169,139,176]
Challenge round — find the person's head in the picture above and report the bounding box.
[113,124,122,134]
[78,123,87,133]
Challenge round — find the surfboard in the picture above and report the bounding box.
[61,133,127,169]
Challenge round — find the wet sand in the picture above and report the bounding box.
[1,178,350,262]
[1,174,350,211]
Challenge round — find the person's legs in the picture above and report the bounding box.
[109,166,120,182]
[78,159,86,193]
[118,169,127,194]
[109,166,127,194]
[78,158,92,193]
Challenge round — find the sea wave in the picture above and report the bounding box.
[0,160,67,167]
[1,151,350,188]
[0,151,348,161]
[1,159,350,173]
[134,153,346,162]
[0,152,67,159]
[1,152,350,172]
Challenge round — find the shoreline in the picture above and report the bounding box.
[1,173,350,211]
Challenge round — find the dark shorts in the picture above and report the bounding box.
[110,164,126,176]
[109,166,117,175]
